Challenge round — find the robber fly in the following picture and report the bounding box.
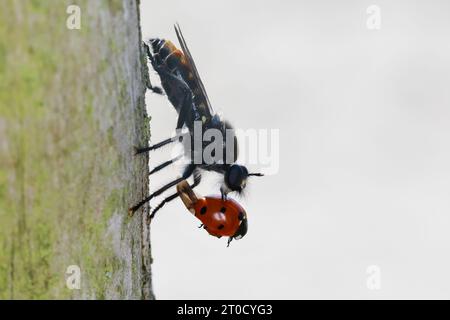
[129,24,263,218]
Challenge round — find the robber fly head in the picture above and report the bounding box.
[224,164,264,194]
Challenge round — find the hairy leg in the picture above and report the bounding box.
[129,164,195,215]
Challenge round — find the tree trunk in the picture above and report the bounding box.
[0,0,153,299]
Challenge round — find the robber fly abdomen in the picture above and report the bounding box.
[148,37,220,132]
[129,24,263,218]
[150,40,195,100]
[150,40,195,112]
[146,39,199,130]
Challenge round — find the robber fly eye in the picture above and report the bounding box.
[225,165,249,192]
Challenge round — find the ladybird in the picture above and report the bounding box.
[176,181,248,246]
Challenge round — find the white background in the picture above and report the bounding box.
[140,0,450,299]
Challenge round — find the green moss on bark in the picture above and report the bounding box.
[0,0,153,299]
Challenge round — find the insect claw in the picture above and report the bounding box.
[133,146,148,156]
[148,86,164,95]
[147,212,155,225]
[198,224,204,228]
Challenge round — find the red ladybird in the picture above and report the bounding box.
[177,181,248,246]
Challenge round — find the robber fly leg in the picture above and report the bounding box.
[134,136,177,155]
[145,49,194,131]
[129,165,195,215]
[143,42,164,95]
[148,169,201,221]
[147,81,164,95]
[144,41,159,71]
[149,155,183,176]
[148,192,179,222]
[176,87,194,130]
[220,186,228,201]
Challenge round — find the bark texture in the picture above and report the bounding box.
[0,0,153,299]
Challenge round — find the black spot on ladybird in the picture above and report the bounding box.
[200,206,207,215]
[220,207,226,213]
[218,224,225,230]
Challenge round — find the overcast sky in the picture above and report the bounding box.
[140,0,450,299]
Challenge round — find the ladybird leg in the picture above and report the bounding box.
[227,237,233,247]
[149,169,202,220]
[149,154,183,175]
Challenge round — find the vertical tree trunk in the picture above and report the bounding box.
[0,0,153,299]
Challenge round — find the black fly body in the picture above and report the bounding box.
[129,24,263,219]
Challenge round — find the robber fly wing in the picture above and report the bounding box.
[174,23,215,118]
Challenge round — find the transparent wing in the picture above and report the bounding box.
[174,23,215,118]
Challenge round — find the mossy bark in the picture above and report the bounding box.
[0,0,153,299]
